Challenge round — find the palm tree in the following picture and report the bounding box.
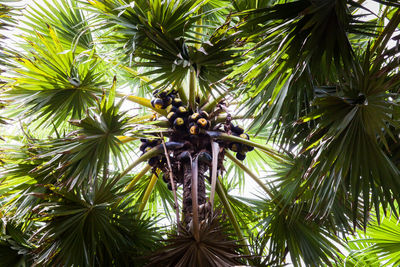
[1,0,400,266]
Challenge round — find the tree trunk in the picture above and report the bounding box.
[182,161,207,226]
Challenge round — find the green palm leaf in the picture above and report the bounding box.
[21,0,93,52]
[4,27,106,128]
[33,84,132,188]
[33,176,160,267]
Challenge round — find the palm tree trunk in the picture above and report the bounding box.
[182,161,207,226]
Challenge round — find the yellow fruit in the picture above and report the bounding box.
[190,125,199,135]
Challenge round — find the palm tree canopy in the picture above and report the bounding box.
[1,0,400,266]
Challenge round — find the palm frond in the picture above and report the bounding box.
[33,86,132,188]
[21,0,93,52]
[146,210,244,267]
[251,195,342,267]
[33,176,160,267]
[296,47,400,223]
[0,220,34,267]
[347,212,400,266]
[4,27,106,128]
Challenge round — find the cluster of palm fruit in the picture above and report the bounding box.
[227,123,254,161]
[146,90,255,190]
[151,90,211,134]
[139,137,166,167]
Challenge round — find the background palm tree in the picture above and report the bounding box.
[1,0,400,266]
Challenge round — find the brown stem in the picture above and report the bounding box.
[182,159,207,226]
[191,157,200,241]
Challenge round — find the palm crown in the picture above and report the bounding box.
[1,0,400,266]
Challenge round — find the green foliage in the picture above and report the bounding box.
[4,28,106,128]
[1,0,400,266]
[33,177,160,267]
[147,211,243,267]
[347,213,400,266]
[0,221,34,267]
[22,0,93,51]
[33,86,132,188]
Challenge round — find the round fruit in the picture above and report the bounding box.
[173,117,185,130]
[200,110,209,119]
[139,143,148,152]
[190,113,201,122]
[148,156,159,166]
[164,96,172,106]
[172,98,183,107]
[147,138,159,146]
[229,142,241,152]
[247,145,254,151]
[178,106,188,115]
[167,111,177,123]
[197,118,209,129]
[166,105,177,113]
[162,174,169,183]
[230,123,244,135]
[236,152,246,161]
[240,133,250,140]
[152,98,164,109]
[189,125,199,135]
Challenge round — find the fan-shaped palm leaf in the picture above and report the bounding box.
[33,176,160,267]
[4,27,106,128]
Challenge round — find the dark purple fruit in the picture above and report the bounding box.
[190,112,201,122]
[172,98,183,107]
[166,105,177,113]
[162,174,169,183]
[164,96,172,106]
[139,143,148,152]
[230,123,244,135]
[148,157,159,166]
[147,138,159,146]
[177,106,188,116]
[236,152,246,161]
[173,117,185,130]
[231,143,242,152]
[153,98,164,109]
[240,133,250,140]
[200,110,209,119]
[167,112,177,123]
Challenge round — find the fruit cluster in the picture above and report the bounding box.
[151,91,211,135]
[227,123,254,161]
[144,91,256,191]
[139,137,166,167]
[150,89,178,110]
